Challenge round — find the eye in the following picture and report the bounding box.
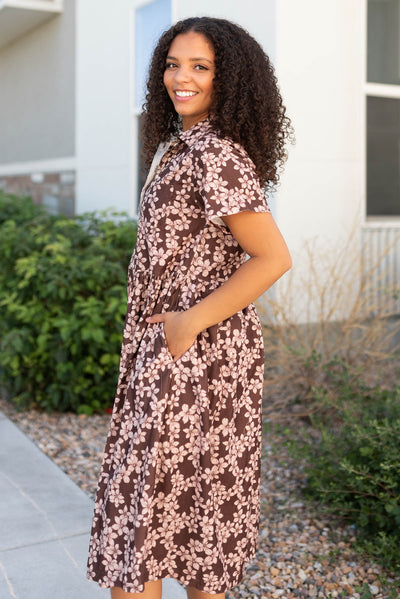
[165,62,177,70]
[194,64,208,71]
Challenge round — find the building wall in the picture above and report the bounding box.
[75,0,135,215]
[0,171,75,215]
[175,0,276,61]
[275,0,364,249]
[272,0,365,321]
[0,0,76,164]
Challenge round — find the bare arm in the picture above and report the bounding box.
[146,210,291,360]
[184,210,291,332]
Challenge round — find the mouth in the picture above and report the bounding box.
[174,90,198,100]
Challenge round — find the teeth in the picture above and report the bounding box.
[176,91,197,97]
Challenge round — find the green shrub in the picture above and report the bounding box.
[0,192,137,414]
[0,192,46,224]
[290,363,400,571]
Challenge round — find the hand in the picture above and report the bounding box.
[146,311,198,361]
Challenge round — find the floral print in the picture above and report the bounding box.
[87,118,270,594]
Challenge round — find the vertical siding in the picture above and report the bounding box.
[361,226,400,316]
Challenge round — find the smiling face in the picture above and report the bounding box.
[163,31,215,131]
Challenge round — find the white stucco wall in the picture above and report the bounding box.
[174,0,276,61]
[275,0,364,250]
[75,0,134,214]
[271,0,365,322]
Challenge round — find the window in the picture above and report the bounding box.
[368,0,400,85]
[367,96,400,216]
[366,0,400,217]
[133,0,171,211]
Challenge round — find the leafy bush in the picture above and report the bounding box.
[290,363,400,571]
[0,192,137,414]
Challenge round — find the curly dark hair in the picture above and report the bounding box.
[142,17,294,190]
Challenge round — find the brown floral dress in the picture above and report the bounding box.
[87,118,270,594]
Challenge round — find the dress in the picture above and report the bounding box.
[87,118,271,594]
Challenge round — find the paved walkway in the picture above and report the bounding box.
[0,411,186,599]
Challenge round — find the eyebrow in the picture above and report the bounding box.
[166,55,214,64]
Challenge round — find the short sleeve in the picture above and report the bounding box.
[196,139,271,228]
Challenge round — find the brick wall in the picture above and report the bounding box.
[0,171,75,216]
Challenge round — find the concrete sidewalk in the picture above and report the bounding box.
[0,411,186,599]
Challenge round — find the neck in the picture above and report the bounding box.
[181,114,209,132]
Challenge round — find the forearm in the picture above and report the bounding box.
[184,254,290,336]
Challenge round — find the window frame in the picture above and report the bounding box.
[130,0,177,218]
[364,0,400,226]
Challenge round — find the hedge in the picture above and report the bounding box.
[0,192,137,414]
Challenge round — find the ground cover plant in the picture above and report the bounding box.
[286,362,400,573]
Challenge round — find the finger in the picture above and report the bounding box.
[145,313,165,323]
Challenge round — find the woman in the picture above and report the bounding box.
[87,16,293,599]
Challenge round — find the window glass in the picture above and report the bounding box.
[367,0,400,85]
[134,0,172,110]
[367,96,400,216]
[134,0,171,209]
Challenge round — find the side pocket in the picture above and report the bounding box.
[159,321,174,361]
[160,321,198,365]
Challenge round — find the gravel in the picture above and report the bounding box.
[1,396,398,598]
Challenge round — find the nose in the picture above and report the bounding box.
[173,65,191,84]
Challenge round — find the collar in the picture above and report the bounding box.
[177,117,215,148]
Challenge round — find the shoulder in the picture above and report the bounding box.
[190,130,259,179]
[191,129,249,161]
